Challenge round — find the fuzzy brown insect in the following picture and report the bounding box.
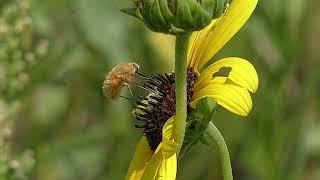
[102,63,140,100]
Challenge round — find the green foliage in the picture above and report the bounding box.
[0,139,8,180]
[0,0,49,102]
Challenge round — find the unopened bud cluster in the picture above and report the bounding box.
[0,0,49,101]
[123,0,229,34]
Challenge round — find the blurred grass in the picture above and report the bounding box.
[0,0,320,179]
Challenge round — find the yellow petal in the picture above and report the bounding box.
[142,143,177,180]
[141,144,162,180]
[126,137,153,180]
[141,118,178,180]
[188,0,258,70]
[210,76,228,84]
[194,57,259,93]
[187,19,218,70]
[191,84,253,116]
[162,117,179,159]
[157,153,177,180]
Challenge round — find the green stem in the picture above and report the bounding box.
[204,122,233,180]
[174,33,190,148]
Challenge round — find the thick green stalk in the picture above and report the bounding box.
[174,33,190,147]
[203,122,233,180]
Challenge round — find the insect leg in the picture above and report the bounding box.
[128,86,134,97]
[138,85,159,94]
[119,96,135,107]
[137,72,150,79]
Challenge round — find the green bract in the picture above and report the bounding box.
[122,0,230,34]
[179,97,217,158]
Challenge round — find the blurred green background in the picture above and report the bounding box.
[0,0,320,179]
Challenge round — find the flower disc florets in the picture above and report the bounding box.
[123,0,230,34]
[134,68,197,150]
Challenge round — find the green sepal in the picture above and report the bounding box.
[179,97,217,159]
[193,96,217,131]
[169,24,186,34]
[120,8,139,18]
[123,0,229,34]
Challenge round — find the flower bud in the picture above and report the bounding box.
[122,0,230,34]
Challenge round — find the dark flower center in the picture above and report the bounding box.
[134,68,198,150]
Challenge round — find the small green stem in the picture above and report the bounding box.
[174,33,190,148]
[204,122,233,180]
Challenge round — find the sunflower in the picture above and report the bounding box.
[127,0,259,179]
